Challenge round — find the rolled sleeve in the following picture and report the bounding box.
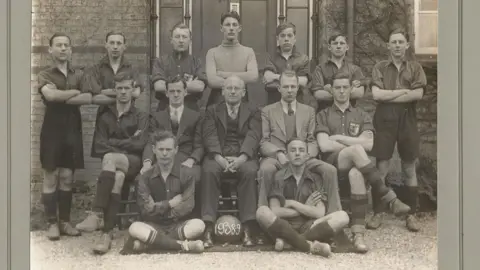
[315,111,331,136]
[193,57,208,84]
[263,54,278,74]
[351,65,366,86]
[268,179,286,207]
[151,57,167,84]
[410,62,427,90]
[361,110,375,134]
[371,63,385,89]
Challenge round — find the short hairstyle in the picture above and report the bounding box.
[113,71,135,87]
[328,33,348,44]
[388,28,410,42]
[279,70,299,85]
[220,11,241,25]
[105,31,127,44]
[276,22,296,36]
[332,72,352,85]
[286,137,307,149]
[170,22,192,37]
[150,130,177,147]
[49,33,71,47]
[166,75,187,91]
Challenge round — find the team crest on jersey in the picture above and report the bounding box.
[348,122,361,137]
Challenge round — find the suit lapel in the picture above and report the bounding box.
[176,107,191,138]
[154,110,172,132]
[238,102,249,131]
[216,103,227,132]
[295,104,305,138]
[274,102,287,137]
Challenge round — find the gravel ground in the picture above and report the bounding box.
[31,213,437,270]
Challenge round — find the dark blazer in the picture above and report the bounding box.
[143,106,204,163]
[202,101,262,159]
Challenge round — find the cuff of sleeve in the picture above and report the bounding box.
[268,194,285,207]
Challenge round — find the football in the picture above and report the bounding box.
[214,215,243,243]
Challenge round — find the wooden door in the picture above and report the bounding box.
[192,0,278,108]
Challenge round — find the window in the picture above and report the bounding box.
[414,0,438,55]
[278,0,314,59]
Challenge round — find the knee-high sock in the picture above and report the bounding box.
[42,191,58,224]
[103,193,121,233]
[58,190,73,222]
[94,171,116,210]
[302,221,335,242]
[350,194,368,234]
[406,186,418,215]
[265,218,310,252]
[358,163,396,204]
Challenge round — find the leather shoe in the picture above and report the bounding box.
[203,230,214,248]
[242,227,255,247]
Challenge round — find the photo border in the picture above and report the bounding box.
[4,0,32,269]
[0,0,468,269]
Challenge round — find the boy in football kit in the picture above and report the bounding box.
[121,130,205,255]
[37,33,92,240]
[256,138,350,258]
[316,73,411,253]
[311,33,366,112]
[367,29,427,232]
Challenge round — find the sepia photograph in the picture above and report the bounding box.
[27,0,438,269]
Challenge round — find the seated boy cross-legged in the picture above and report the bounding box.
[121,130,205,254]
[256,138,350,258]
[315,72,411,253]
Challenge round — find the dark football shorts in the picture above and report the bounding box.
[371,106,420,162]
[40,140,77,171]
[125,154,142,181]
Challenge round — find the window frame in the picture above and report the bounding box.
[414,0,438,55]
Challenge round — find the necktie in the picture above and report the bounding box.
[287,102,294,116]
[229,106,237,119]
[171,108,179,125]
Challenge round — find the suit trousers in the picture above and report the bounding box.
[201,157,258,224]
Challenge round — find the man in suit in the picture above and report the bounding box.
[141,76,204,217]
[258,71,342,216]
[201,75,261,248]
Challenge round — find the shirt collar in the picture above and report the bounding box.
[51,61,75,74]
[282,165,316,183]
[332,102,352,113]
[171,50,189,60]
[280,99,297,112]
[327,57,346,68]
[150,161,181,179]
[170,104,184,113]
[276,45,301,59]
[386,55,408,66]
[226,102,240,112]
[100,55,130,68]
[107,102,137,116]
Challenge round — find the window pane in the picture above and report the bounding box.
[418,13,438,48]
[287,0,308,8]
[286,8,308,54]
[420,0,437,11]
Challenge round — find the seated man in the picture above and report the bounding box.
[201,75,261,248]
[141,76,204,217]
[316,73,411,253]
[77,72,149,255]
[256,138,350,258]
[258,70,341,216]
[121,130,205,254]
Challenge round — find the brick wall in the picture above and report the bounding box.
[30,0,151,210]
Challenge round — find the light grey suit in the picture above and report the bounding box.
[257,101,342,214]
